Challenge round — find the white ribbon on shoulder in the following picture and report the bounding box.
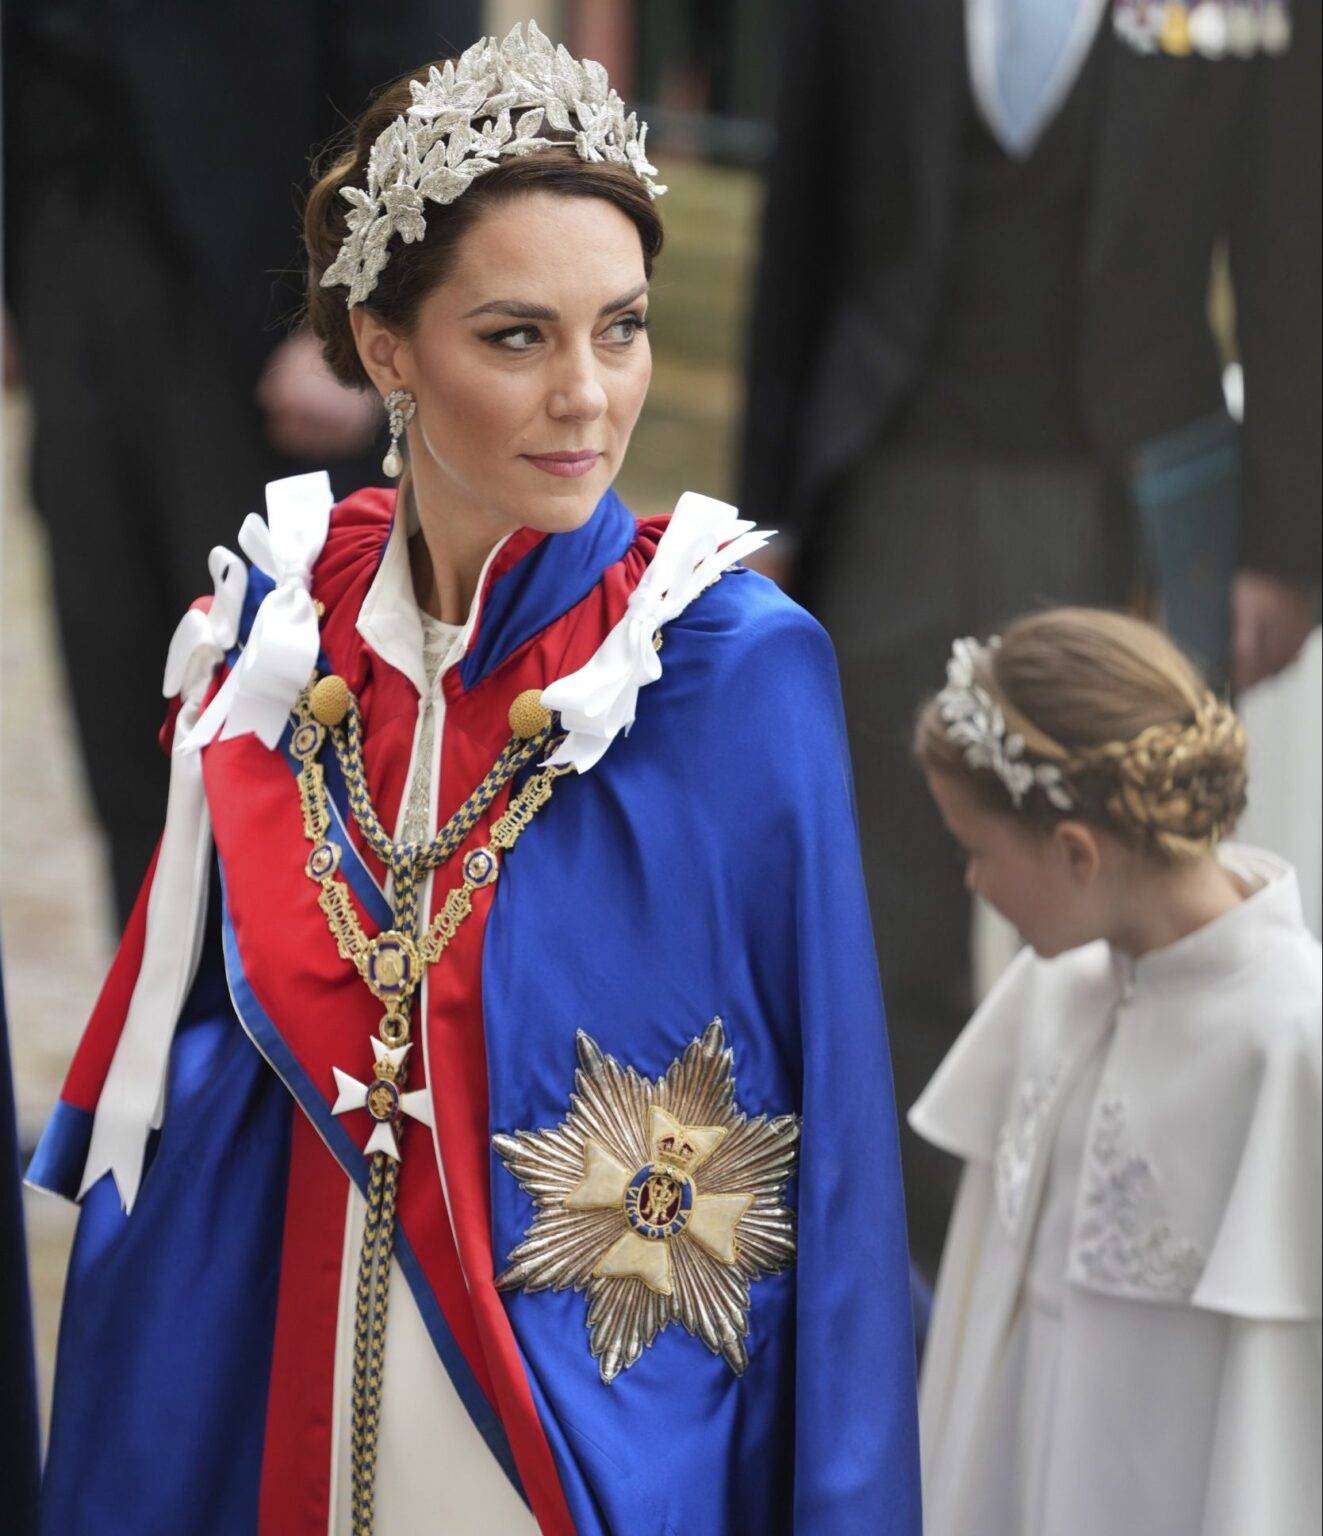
[82,472,331,1210]
[80,547,248,1211]
[542,492,773,774]
[184,471,333,750]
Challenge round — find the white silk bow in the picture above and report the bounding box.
[80,547,249,1211]
[185,471,332,751]
[161,546,248,700]
[542,492,772,774]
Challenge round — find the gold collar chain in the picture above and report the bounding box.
[285,673,570,1535]
[291,676,566,1047]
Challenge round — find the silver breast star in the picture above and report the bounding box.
[493,1019,800,1382]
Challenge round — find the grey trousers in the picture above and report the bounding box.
[811,449,1132,1280]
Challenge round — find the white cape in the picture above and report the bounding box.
[912,846,1322,1536]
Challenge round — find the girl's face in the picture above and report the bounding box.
[926,770,1109,958]
[355,190,652,537]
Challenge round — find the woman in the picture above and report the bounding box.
[30,25,920,1536]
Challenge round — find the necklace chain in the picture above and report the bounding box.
[290,677,568,1534]
[295,686,564,1040]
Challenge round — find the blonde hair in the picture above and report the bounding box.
[914,608,1248,861]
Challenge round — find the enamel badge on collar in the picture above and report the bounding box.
[331,1036,435,1160]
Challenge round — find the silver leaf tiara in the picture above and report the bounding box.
[938,637,1074,811]
[321,21,666,307]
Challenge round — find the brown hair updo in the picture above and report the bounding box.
[914,609,1249,862]
[303,59,666,389]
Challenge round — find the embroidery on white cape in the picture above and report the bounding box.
[1072,1096,1205,1301]
[994,1061,1065,1236]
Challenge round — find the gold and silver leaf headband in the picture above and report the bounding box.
[938,637,1074,811]
[321,20,667,308]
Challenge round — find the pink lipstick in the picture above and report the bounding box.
[522,450,601,479]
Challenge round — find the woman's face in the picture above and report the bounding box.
[359,190,652,537]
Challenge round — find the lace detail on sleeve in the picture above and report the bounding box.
[1071,1096,1205,1302]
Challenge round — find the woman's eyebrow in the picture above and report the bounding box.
[597,282,648,316]
[461,298,558,320]
[460,283,648,323]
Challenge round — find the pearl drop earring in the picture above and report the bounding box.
[382,389,417,478]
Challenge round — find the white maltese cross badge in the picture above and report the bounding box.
[493,1019,800,1382]
[331,1036,434,1160]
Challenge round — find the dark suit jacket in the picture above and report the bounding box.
[3,0,479,378]
[739,0,1321,579]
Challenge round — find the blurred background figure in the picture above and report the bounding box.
[2,0,479,924]
[740,0,1321,1280]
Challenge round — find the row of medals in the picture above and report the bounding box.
[1114,0,1293,57]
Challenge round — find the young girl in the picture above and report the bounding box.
[910,607,1321,1536]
